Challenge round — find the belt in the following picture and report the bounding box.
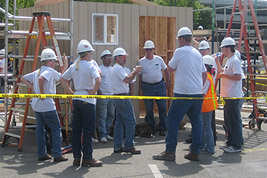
[142,79,163,85]
[115,93,128,95]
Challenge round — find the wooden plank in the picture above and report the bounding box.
[157,17,167,56]
[139,16,145,57]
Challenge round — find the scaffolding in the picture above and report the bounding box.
[0,0,74,130]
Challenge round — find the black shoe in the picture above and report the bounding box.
[124,147,141,154]
[159,131,166,136]
[54,155,68,162]
[184,138,192,144]
[73,158,81,166]
[38,154,52,161]
[114,147,124,153]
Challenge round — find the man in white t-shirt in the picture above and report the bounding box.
[215,37,243,153]
[0,49,6,93]
[21,48,68,162]
[111,47,142,154]
[61,40,103,167]
[153,27,207,162]
[96,50,115,143]
[138,40,170,137]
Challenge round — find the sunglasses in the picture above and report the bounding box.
[145,49,153,51]
[50,59,57,63]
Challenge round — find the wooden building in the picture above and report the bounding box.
[18,1,193,123]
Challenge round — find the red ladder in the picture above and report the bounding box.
[222,0,267,129]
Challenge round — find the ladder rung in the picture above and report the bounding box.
[246,51,261,54]
[5,132,21,139]
[7,78,17,82]
[251,78,267,81]
[13,113,36,120]
[245,37,258,40]
[7,30,71,40]
[257,117,267,120]
[11,108,25,112]
[23,58,34,62]
[233,12,242,15]
[16,83,27,87]
[254,91,267,94]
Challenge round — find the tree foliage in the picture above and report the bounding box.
[152,0,212,30]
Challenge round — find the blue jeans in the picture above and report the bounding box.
[201,111,214,153]
[113,99,136,151]
[96,98,115,138]
[141,80,167,131]
[35,110,62,158]
[165,93,203,154]
[224,99,243,149]
[72,100,96,160]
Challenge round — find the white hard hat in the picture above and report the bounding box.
[177,27,192,38]
[203,55,215,67]
[198,25,203,30]
[77,40,95,54]
[220,37,236,48]
[100,50,112,58]
[113,47,128,57]
[0,49,5,55]
[40,48,57,61]
[143,40,155,49]
[198,41,210,50]
[235,50,241,59]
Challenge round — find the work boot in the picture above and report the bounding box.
[73,158,81,166]
[38,154,52,161]
[152,151,175,161]
[184,152,199,161]
[54,155,68,162]
[82,158,103,167]
[113,147,124,153]
[124,147,141,154]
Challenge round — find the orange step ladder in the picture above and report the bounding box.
[1,12,68,151]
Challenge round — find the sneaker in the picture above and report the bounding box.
[184,152,199,161]
[92,138,99,143]
[54,155,68,162]
[38,154,52,161]
[73,158,81,166]
[223,146,242,153]
[152,151,175,161]
[219,143,229,150]
[106,135,113,141]
[124,147,141,155]
[100,137,108,143]
[82,158,103,167]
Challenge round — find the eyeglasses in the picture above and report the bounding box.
[105,56,113,59]
[50,59,57,63]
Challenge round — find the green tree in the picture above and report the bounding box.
[153,0,212,30]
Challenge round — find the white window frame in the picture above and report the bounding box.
[92,13,119,45]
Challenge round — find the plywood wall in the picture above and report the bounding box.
[18,1,193,122]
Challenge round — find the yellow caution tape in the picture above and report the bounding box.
[0,93,267,101]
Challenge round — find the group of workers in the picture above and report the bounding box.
[9,25,243,167]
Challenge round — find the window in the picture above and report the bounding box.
[92,13,118,45]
